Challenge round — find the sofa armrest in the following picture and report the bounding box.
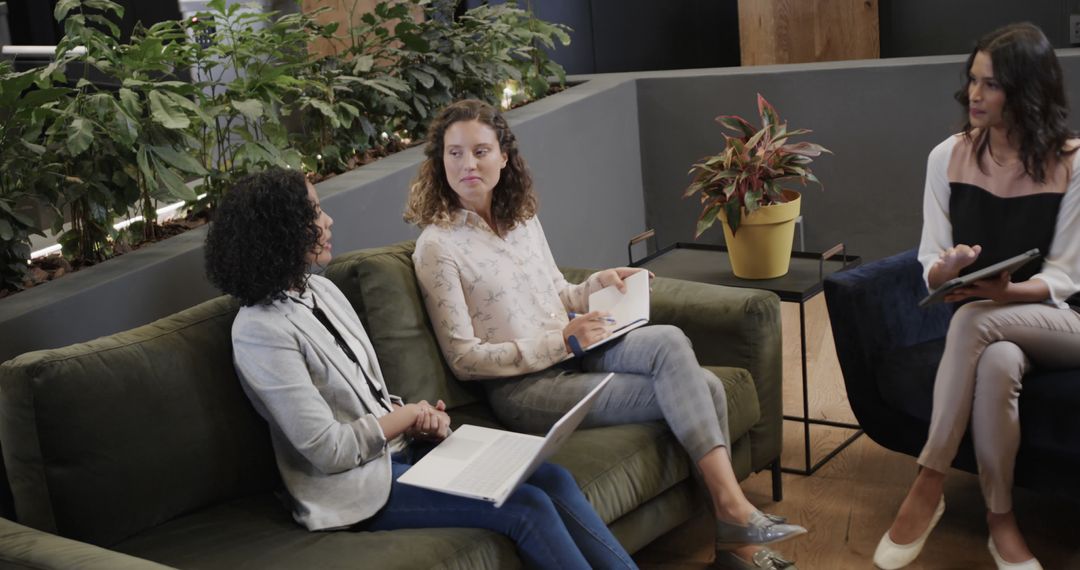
[0,517,173,569]
[823,248,951,444]
[561,268,782,472]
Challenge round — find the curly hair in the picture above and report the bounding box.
[204,168,321,306]
[403,99,536,232]
[955,22,1076,183]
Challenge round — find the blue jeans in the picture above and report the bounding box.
[363,459,636,569]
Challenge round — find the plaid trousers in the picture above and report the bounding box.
[483,324,729,462]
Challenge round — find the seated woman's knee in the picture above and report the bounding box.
[638,324,693,352]
[504,484,560,522]
[949,300,997,334]
[976,342,1026,392]
[529,462,581,497]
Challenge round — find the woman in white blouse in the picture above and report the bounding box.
[406,99,806,570]
[874,23,1080,570]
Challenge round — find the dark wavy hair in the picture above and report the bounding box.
[955,22,1076,183]
[403,99,536,232]
[204,168,320,306]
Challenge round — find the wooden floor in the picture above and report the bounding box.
[633,295,1080,570]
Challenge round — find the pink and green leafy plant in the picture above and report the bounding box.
[684,93,830,237]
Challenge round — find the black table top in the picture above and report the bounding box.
[632,243,860,303]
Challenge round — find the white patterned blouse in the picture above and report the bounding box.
[413,209,605,379]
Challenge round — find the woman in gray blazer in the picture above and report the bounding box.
[204,168,636,569]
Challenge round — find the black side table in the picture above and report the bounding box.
[631,239,862,476]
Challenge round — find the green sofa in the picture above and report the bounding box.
[0,241,783,569]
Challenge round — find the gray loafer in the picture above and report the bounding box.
[715,547,798,569]
[715,510,808,548]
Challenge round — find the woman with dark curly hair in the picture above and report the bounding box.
[873,23,1080,570]
[204,168,637,570]
[406,99,806,570]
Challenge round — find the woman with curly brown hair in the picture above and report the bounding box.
[205,168,638,570]
[407,99,806,570]
[873,23,1080,570]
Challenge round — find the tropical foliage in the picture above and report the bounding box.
[684,94,830,236]
[0,0,571,295]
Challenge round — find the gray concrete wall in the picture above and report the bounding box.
[0,77,644,363]
[635,51,1080,263]
[9,51,1080,363]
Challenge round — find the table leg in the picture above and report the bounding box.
[781,300,862,475]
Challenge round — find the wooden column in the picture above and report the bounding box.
[300,0,423,59]
[737,0,879,65]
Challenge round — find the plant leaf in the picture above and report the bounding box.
[66,118,94,156]
[757,93,779,130]
[695,203,722,238]
[152,145,208,175]
[715,114,756,140]
[724,201,742,235]
[148,90,190,129]
[782,141,831,157]
[231,99,265,122]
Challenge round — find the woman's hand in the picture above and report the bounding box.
[408,399,451,441]
[943,271,1010,303]
[563,310,613,351]
[595,267,654,293]
[929,244,982,289]
[944,272,1050,304]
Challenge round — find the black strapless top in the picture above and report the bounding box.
[950,183,1063,283]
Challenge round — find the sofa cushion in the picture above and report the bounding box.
[325,242,484,410]
[449,364,757,525]
[112,492,521,570]
[0,296,279,547]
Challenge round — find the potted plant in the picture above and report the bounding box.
[684,93,830,279]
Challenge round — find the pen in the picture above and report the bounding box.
[568,312,617,324]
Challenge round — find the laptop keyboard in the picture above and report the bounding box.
[448,434,542,498]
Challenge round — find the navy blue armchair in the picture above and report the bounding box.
[823,249,1080,499]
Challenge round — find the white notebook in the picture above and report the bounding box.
[580,269,651,351]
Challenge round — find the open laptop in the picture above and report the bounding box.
[397,373,614,507]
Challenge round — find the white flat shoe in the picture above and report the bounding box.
[872,497,945,570]
[988,537,1043,570]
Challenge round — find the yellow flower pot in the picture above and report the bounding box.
[718,190,801,279]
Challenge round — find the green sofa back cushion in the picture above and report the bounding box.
[0,296,279,547]
[324,241,483,409]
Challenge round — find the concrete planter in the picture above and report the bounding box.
[0,75,646,363]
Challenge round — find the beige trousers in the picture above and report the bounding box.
[917,300,1080,513]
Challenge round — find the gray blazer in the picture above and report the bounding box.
[232,274,403,531]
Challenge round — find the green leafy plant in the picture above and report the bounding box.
[288,4,409,176]
[0,0,573,296]
[684,94,830,237]
[115,20,207,241]
[187,0,306,211]
[0,62,67,293]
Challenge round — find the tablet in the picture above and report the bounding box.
[918,248,1041,308]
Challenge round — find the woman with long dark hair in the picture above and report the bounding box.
[204,168,638,570]
[406,99,807,570]
[874,23,1080,570]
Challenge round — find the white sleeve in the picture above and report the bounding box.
[1030,152,1080,307]
[917,137,958,289]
